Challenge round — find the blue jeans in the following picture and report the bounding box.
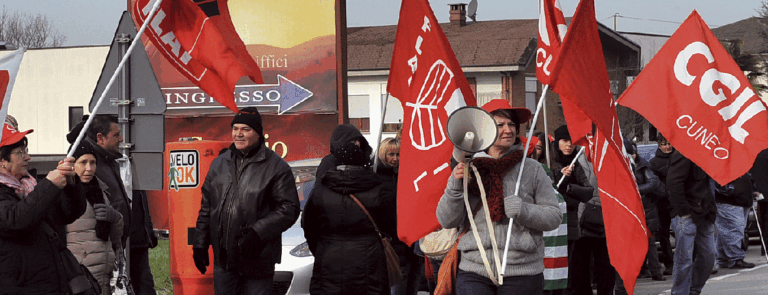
[671,216,715,295]
[213,265,273,295]
[391,251,423,295]
[715,203,749,267]
[455,269,543,295]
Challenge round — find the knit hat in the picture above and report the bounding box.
[69,140,96,161]
[481,99,532,122]
[624,138,636,155]
[554,125,571,142]
[333,142,367,167]
[231,107,263,135]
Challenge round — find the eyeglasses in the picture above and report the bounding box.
[11,148,28,157]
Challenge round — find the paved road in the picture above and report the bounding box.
[632,240,768,295]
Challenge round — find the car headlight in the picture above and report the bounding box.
[290,241,312,257]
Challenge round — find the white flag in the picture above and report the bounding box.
[0,48,25,137]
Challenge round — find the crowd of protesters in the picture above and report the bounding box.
[0,114,158,294]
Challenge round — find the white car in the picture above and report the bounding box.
[273,158,322,295]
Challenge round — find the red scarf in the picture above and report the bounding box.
[467,150,524,222]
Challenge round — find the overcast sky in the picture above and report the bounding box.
[1,0,763,46]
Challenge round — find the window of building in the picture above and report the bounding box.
[69,106,83,131]
[525,77,538,114]
[349,95,370,132]
[382,94,403,133]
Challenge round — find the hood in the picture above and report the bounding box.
[322,167,382,195]
[329,124,372,157]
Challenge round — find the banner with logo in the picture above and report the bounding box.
[130,0,338,116]
[387,0,478,245]
[536,0,567,85]
[617,10,768,185]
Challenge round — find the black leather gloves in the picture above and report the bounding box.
[192,248,209,274]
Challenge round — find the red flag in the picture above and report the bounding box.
[387,0,477,245]
[536,0,568,84]
[549,0,647,293]
[0,48,24,140]
[536,0,591,146]
[132,0,263,112]
[617,11,768,185]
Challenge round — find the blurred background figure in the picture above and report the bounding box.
[649,134,675,275]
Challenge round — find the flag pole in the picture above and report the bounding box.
[372,92,391,173]
[66,0,163,158]
[752,200,768,262]
[556,147,585,188]
[543,88,551,169]
[499,84,550,282]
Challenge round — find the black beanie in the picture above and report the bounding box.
[69,140,96,161]
[624,138,636,155]
[554,125,571,142]
[231,107,263,135]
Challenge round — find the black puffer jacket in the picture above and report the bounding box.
[550,145,594,240]
[667,150,716,225]
[633,157,661,232]
[751,149,768,203]
[649,148,673,214]
[302,166,396,295]
[194,142,300,278]
[0,178,86,294]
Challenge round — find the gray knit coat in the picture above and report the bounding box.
[436,144,562,279]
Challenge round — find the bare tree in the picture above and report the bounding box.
[0,6,66,48]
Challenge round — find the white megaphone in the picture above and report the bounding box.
[446,106,498,161]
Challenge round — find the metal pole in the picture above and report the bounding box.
[373,92,390,173]
[499,84,549,282]
[66,0,163,159]
[752,201,768,262]
[543,88,551,169]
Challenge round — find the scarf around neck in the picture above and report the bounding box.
[467,149,524,222]
[0,171,37,198]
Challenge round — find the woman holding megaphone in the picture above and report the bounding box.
[436,99,562,294]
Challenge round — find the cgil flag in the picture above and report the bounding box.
[548,0,647,293]
[0,48,25,139]
[536,0,567,84]
[617,11,768,185]
[387,0,478,245]
[536,0,591,147]
[132,0,263,113]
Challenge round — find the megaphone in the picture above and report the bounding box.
[446,106,498,161]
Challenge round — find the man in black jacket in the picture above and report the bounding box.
[81,115,158,295]
[667,150,716,295]
[193,107,300,295]
[750,149,768,256]
[713,174,756,269]
[649,135,674,275]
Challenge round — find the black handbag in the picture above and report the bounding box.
[42,222,102,295]
[580,203,605,237]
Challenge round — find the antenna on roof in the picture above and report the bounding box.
[468,0,478,22]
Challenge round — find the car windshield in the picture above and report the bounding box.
[290,160,320,211]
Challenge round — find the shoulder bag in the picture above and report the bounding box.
[419,228,459,260]
[42,222,101,295]
[348,193,403,287]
